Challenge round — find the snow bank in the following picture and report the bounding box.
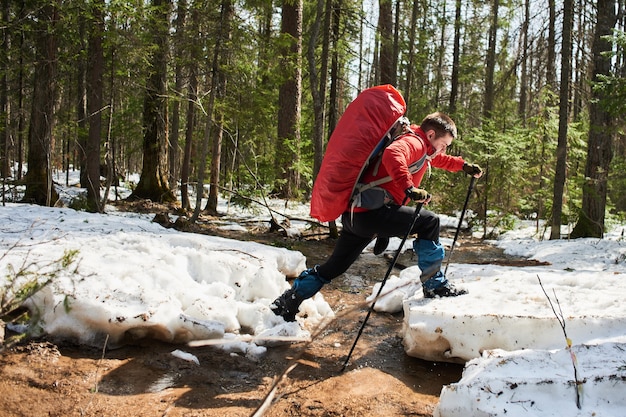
[435,343,626,417]
[396,225,626,417]
[0,204,328,354]
[402,264,626,363]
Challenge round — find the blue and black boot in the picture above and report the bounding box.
[414,239,467,298]
[270,288,305,322]
[270,266,329,321]
[422,271,467,298]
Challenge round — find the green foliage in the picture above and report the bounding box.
[424,88,595,235]
[1,247,79,345]
[608,155,626,214]
[4,0,622,234]
[594,30,626,116]
[67,192,95,211]
[485,212,519,238]
[228,180,272,210]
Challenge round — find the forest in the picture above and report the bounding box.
[0,0,625,239]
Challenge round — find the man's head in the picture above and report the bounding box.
[420,112,457,156]
[420,112,457,139]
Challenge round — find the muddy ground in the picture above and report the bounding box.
[0,206,541,417]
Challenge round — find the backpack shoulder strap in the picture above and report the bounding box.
[353,150,428,195]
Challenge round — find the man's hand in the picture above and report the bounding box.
[463,163,483,178]
[405,186,431,203]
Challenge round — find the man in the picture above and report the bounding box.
[271,112,483,322]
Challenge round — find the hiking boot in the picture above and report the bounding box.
[373,236,390,255]
[271,267,329,322]
[270,288,305,322]
[423,283,468,298]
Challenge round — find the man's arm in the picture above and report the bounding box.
[430,153,465,172]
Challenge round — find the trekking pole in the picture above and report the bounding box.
[340,201,423,373]
[444,176,477,276]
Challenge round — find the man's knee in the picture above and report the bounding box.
[418,211,441,241]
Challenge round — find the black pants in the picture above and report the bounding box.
[316,205,440,281]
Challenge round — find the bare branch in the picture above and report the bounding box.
[537,275,582,409]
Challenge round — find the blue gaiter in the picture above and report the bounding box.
[292,266,330,299]
[413,239,448,290]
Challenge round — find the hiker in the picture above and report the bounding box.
[271,112,483,322]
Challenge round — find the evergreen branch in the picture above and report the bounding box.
[221,128,279,227]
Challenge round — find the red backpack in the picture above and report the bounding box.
[310,85,411,222]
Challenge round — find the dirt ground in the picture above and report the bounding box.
[0,206,542,417]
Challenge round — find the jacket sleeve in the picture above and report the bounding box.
[380,134,426,191]
[431,153,465,172]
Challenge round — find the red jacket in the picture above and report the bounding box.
[359,126,465,207]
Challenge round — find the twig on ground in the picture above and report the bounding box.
[80,334,110,416]
[93,334,109,394]
[218,185,328,230]
[537,275,582,409]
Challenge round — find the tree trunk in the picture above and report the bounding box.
[307,0,330,181]
[378,0,394,85]
[85,0,104,212]
[77,14,88,189]
[479,0,498,233]
[326,0,343,239]
[537,0,557,230]
[130,0,175,203]
[23,1,59,206]
[101,39,116,207]
[392,0,400,86]
[572,0,589,120]
[571,0,617,238]
[191,0,227,222]
[169,0,187,192]
[16,2,25,181]
[483,0,498,118]
[449,0,461,114]
[546,0,556,89]
[205,113,223,214]
[206,0,233,214]
[180,67,197,211]
[518,0,529,122]
[180,2,200,211]
[550,0,574,239]
[434,0,446,105]
[357,0,364,91]
[405,0,419,108]
[0,0,9,179]
[275,0,303,199]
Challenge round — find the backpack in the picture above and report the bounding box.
[310,85,421,222]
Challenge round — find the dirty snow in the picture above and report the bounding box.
[1,170,626,416]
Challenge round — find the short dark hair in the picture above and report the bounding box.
[420,112,457,140]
